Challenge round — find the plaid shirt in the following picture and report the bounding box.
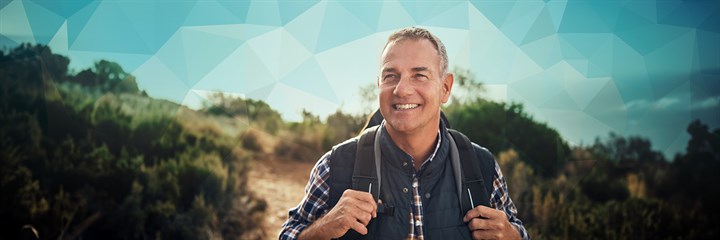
[280,132,529,240]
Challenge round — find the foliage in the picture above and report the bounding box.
[3,44,718,239]
[71,60,140,95]
[202,92,283,134]
[504,123,719,239]
[275,109,366,162]
[444,67,718,239]
[0,44,265,239]
[445,99,569,177]
[358,83,378,115]
[660,120,720,235]
[449,66,485,104]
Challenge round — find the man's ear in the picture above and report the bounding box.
[441,73,454,103]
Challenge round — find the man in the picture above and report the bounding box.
[280,27,529,240]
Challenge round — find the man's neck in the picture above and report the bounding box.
[384,122,440,169]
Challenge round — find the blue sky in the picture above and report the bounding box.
[1,0,718,158]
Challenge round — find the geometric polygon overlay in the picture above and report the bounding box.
[2,0,719,157]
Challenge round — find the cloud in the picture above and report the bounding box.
[655,97,680,109]
[625,97,682,111]
[693,96,720,110]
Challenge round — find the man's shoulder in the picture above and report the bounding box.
[327,137,360,168]
[447,129,495,161]
[331,136,360,153]
[470,142,495,160]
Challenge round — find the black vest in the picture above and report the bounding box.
[326,124,473,240]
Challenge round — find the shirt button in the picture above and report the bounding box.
[403,187,409,193]
[425,193,431,199]
[402,162,408,167]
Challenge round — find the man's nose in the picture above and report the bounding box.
[392,77,413,97]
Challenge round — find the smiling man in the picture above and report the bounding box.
[280,27,529,240]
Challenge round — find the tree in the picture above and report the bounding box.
[0,44,267,239]
[443,68,569,178]
[70,60,139,94]
[665,120,720,218]
[449,66,485,105]
[202,92,283,134]
[358,83,378,115]
[445,99,569,178]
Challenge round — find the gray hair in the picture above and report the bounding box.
[382,27,449,77]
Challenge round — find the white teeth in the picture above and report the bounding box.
[395,104,419,110]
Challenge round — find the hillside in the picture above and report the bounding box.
[2,43,719,239]
[0,44,267,239]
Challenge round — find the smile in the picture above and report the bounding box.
[393,104,420,110]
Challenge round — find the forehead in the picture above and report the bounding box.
[381,39,440,71]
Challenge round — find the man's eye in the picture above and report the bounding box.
[415,74,428,79]
[383,74,398,80]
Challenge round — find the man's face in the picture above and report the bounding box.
[378,39,453,135]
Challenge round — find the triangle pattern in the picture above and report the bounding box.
[245,0,281,26]
[521,6,556,45]
[583,80,627,132]
[284,1,327,53]
[47,20,68,53]
[23,0,65,45]
[315,2,374,52]
[376,1,416,32]
[65,0,99,48]
[28,0,94,18]
[280,57,339,103]
[0,0,35,44]
[278,0,319,24]
[183,0,241,26]
[177,27,244,87]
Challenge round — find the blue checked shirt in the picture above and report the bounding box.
[280,132,529,240]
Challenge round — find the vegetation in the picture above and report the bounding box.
[0,44,265,239]
[444,68,720,239]
[1,44,717,239]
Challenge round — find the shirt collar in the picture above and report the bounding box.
[420,129,442,167]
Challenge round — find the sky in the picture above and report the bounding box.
[1,0,719,158]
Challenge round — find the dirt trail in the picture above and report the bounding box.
[248,156,314,238]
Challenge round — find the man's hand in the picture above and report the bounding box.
[463,205,521,240]
[299,190,377,240]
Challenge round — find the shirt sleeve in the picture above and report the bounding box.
[488,153,531,240]
[279,151,332,240]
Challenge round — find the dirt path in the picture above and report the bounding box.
[248,156,314,238]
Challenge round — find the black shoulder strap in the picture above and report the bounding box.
[448,129,494,213]
[353,125,381,202]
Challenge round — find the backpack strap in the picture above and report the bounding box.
[353,125,382,202]
[354,124,494,215]
[448,129,494,213]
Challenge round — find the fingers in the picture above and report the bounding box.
[352,197,376,219]
[467,217,506,231]
[305,190,379,239]
[463,205,503,222]
[349,217,369,235]
[352,206,374,225]
[471,228,511,240]
[467,217,488,231]
[468,219,506,240]
[465,207,517,240]
[336,189,378,226]
[471,229,499,240]
[342,190,378,218]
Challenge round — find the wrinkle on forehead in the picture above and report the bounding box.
[380,39,441,77]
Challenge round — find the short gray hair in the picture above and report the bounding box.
[382,27,449,77]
